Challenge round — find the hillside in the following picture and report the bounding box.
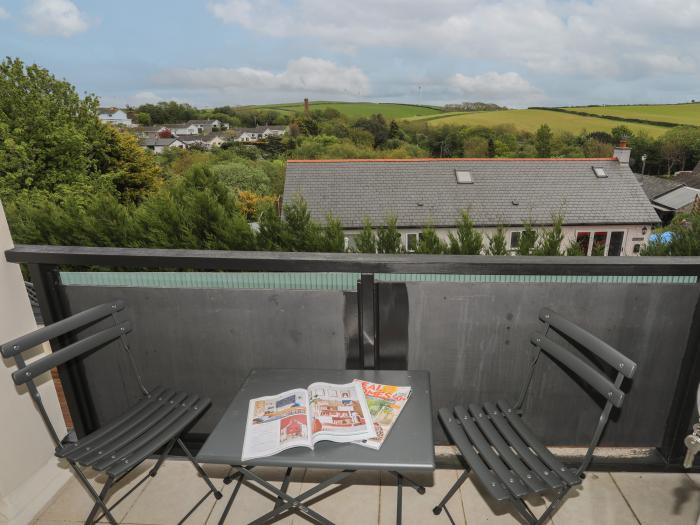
[249,101,444,119]
[561,103,700,127]
[406,109,669,137]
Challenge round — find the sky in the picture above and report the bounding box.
[0,0,699,108]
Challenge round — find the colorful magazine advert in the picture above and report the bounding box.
[241,381,375,461]
[352,380,412,450]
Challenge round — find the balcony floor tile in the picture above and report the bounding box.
[32,464,700,525]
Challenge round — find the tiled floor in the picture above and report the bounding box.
[33,460,700,525]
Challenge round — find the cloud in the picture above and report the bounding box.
[207,0,699,79]
[0,7,10,19]
[449,72,542,105]
[24,0,89,37]
[154,57,370,96]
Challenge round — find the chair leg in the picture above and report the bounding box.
[84,475,115,525]
[433,468,471,515]
[177,438,223,499]
[149,437,177,477]
[534,487,571,524]
[68,462,119,525]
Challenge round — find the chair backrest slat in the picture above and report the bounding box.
[12,321,132,385]
[1,300,125,358]
[539,307,636,378]
[530,331,625,407]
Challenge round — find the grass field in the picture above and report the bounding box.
[250,101,444,119]
[563,103,700,126]
[406,109,669,137]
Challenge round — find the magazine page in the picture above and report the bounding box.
[241,388,312,461]
[308,381,376,444]
[353,380,412,450]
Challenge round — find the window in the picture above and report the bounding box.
[576,232,591,254]
[510,231,521,249]
[593,167,607,178]
[406,233,423,252]
[591,232,608,256]
[455,170,473,184]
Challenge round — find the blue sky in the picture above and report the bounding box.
[1,0,699,108]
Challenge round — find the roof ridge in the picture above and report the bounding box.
[287,157,618,163]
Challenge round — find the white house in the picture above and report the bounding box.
[233,125,288,142]
[283,145,659,256]
[98,108,134,127]
[178,133,228,150]
[158,123,199,136]
[187,119,229,134]
[138,136,187,154]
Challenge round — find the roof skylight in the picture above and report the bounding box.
[593,167,607,178]
[456,170,473,184]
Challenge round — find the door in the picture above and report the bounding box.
[608,231,625,256]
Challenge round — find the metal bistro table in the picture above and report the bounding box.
[197,368,435,525]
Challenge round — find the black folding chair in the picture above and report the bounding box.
[0,300,222,525]
[433,307,637,524]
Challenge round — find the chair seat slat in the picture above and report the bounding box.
[483,402,565,490]
[91,394,203,472]
[438,408,511,502]
[453,406,530,498]
[71,391,187,464]
[497,401,581,487]
[57,386,170,458]
[468,404,548,494]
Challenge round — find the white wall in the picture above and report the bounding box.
[344,223,651,255]
[0,201,70,525]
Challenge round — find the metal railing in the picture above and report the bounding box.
[6,244,700,471]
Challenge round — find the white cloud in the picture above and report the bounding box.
[449,72,542,105]
[154,57,370,96]
[130,91,163,105]
[207,0,699,79]
[24,0,89,37]
[0,7,10,19]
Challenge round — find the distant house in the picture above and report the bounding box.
[187,119,229,134]
[138,136,186,154]
[158,123,199,136]
[635,174,700,224]
[98,107,134,127]
[283,145,658,256]
[672,160,700,189]
[233,125,287,142]
[178,132,228,150]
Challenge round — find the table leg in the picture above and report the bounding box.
[396,473,402,525]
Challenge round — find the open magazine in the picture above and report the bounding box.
[241,382,376,461]
[353,380,412,450]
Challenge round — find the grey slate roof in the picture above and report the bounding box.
[283,159,660,228]
[634,174,683,199]
[673,165,700,190]
[653,186,700,211]
[138,137,182,147]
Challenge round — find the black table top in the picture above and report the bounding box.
[197,368,435,472]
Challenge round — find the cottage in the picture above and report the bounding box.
[98,107,134,127]
[283,145,659,256]
[635,174,700,224]
[178,132,228,150]
[233,125,287,142]
[187,119,228,134]
[138,136,186,154]
[158,123,199,136]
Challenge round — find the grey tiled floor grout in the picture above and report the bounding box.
[609,472,643,525]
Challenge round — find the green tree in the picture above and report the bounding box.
[282,196,321,251]
[565,239,586,256]
[517,222,538,255]
[417,224,445,254]
[533,216,564,255]
[448,211,483,254]
[135,112,152,126]
[377,215,402,254]
[354,217,377,253]
[321,214,345,252]
[535,124,553,157]
[257,205,288,250]
[487,226,508,255]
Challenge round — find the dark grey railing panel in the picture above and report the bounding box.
[405,282,699,446]
[62,286,352,432]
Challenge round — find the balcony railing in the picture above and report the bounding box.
[6,244,700,471]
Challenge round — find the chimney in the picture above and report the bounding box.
[303,98,309,114]
[613,139,631,165]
